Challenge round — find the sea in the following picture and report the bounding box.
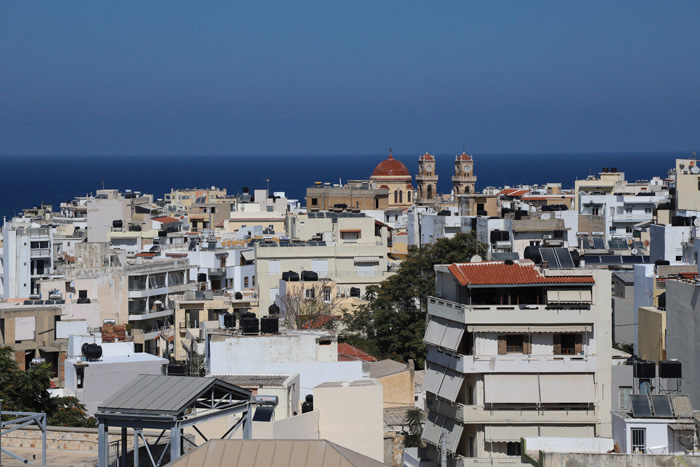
[0,152,682,221]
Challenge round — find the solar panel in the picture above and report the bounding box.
[650,395,674,418]
[641,256,650,263]
[555,248,575,268]
[600,256,622,264]
[308,212,316,218]
[585,256,601,264]
[593,237,606,249]
[540,248,560,268]
[632,241,645,250]
[582,238,593,249]
[630,394,653,418]
[609,240,628,250]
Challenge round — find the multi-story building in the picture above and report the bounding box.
[452,152,476,196]
[422,260,611,465]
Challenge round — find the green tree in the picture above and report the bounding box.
[0,346,95,427]
[343,233,486,368]
[403,407,425,448]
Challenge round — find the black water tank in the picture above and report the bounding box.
[504,259,514,265]
[261,316,279,334]
[167,363,187,376]
[241,312,256,319]
[112,220,123,228]
[655,260,671,266]
[301,270,318,281]
[350,287,361,298]
[235,292,243,300]
[490,230,501,244]
[671,216,685,226]
[477,210,488,216]
[241,317,259,335]
[282,271,300,282]
[223,313,236,329]
[658,292,666,310]
[570,250,581,267]
[634,361,656,379]
[83,343,102,362]
[659,360,682,378]
[268,304,280,315]
[77,297,91,304]
[438,210,451,216]
[523,246,542,264]
[302,394,314,413]
[243,187,249,193]
[158,230,167,237]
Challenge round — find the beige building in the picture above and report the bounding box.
[423,260,612,465]
[674,158,700,213]
[453,152,476,196]
[306,181,389,212]
[165,187,228,210]
[416,153,439,204]
[370,153,415,209]
[574,169,625,210]
[458,193,500,217]
[368,359,415,409]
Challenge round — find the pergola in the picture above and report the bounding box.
[95,375,253,467]
[0,409,47,465]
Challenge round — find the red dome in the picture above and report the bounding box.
[457,152,471,161]
[420,152,434,161]
[372,154,410,177]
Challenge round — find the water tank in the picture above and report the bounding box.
[241,317,259,335]
[634,360,656,379]
[223,313,236,329]
[301,270,318,281]
[83,343,102,362]
[241,312,256,319]
[77,297,91,304]
[261,316,279,334]
[235,292,243,300]
[523,246,542,264]
[302,394,314,413]
[659,360,682,378]
[112,220,123,228]
[350,287,361,298]
[477,210,488,216]
[268,304,280,315]
[655,260,671,267]
[671,216,686,227]
[658,292,666,310]
[158,230,167,237]
[282,271,300,282]
[437,210,451,216]
[167,363,187,376]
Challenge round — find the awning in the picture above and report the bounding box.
[467,325,592,333]
[422,365,444,395]
[539,425,594,437]
[547,289,593,304]
[437,370,464,403]
[443,417,464,453]
[422,412,445,445]
[440,320,465,351]
[669,424,696,431]
[539,374,595,403]
[485,374,539,404]
[354,256,380,264]
[241,250,255,262]
[214,252,229,258]
[424,318,447,347]
[485,425,539,442]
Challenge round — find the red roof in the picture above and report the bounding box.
[500,189,529,197]
[420,153,434,161]
[340,229,362,233]
[338,343,377,362]
[136,252,156,258]
[166,253,188,258]
[152,216,179,224]
[447,261,594,286]
[372,154,411,177]
[456,152,472,161]
[301,315,340,329]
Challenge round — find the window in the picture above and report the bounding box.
[609,226,616,233]
[626,226,633,234]
[506,442,521,457]
[311,198,318,206]
[323,287,332,302]
[305,288,315,299]
[645,207,652,213]
[252,276,256,286]
[631,428,646,453]
[529,240,541,247]
[210,207,216,214]
[244,277,249,288]
[619,386,633,409]
[394,191,398,203]
[506,335,523,353]
[554,333,582,355]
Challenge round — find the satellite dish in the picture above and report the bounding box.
[69,281,75,288]
[541,213,551,220]
[631,248,639,256]
[691,166,700,174]
[470,255,483,263]
[694,218,700,227]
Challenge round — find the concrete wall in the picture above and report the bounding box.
[612,296,635,349]
[3,426,165,453]
[378,370,414,408]
[540,452,700,467]
[637,306,666,361]
[315,379,384,462]
[665,279,700,408]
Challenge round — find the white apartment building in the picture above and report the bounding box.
[422,260,612,466]
[579,192,668,242]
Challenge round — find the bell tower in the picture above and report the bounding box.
[416,153,438,204]
[452,150,476,196]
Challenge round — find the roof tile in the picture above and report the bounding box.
[447,261,594,286]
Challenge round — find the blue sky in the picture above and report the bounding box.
[1,1,699,156]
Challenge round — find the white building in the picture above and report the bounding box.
[422,260,612,465]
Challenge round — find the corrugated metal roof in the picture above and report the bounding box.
[369,359,408,379]
[169,439,386,467]
[98,375,250,416]
[448,261,594,286]
[213,374,289,387]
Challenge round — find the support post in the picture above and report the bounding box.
[170,424,181,463]
[98,420,108,467]
[41,414,46,466]
[243,403,252,439]
[121,427,127,467]
[133,429,139,467]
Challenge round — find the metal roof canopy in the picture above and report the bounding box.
[96,375,253,467]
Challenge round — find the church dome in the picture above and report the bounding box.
[372,154,411,177]
[456,152,472,161]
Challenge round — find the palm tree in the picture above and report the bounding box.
[403,407,425,447]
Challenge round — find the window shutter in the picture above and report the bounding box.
[524,335,532,355]
[553,334,562,355]
[574,334,583,355]
[498,336,506,355]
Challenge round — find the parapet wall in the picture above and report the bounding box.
[542,452,700,467]
[3,426,166,453]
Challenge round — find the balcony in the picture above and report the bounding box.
[128,283,191,298]
[30,248,51,258]
[128,308,175,321]
[611,213,651,223]
[428,297,594,325]
[427,347,598,374]
[427,397,598,425]
[456,458,527,466]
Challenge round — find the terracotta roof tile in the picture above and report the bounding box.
[152,216,179,223]
[338,343,377,362]
[447,261,594,286]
